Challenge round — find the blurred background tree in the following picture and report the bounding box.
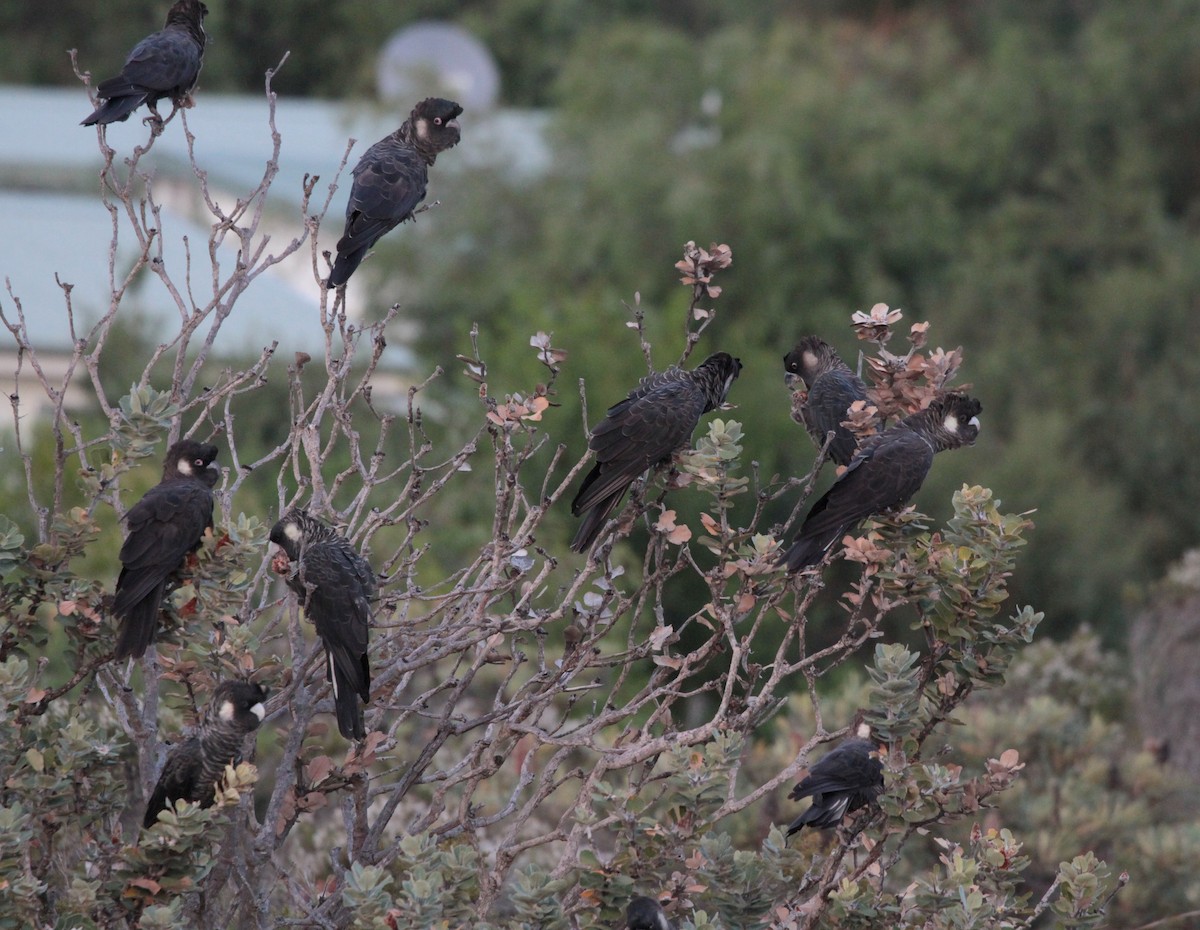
[385,0,1200,641]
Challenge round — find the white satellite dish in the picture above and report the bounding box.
[377,21,500,111]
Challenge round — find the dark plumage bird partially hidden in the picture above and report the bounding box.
[784,335,870,467]
[326,97,463,287]
[144,680,268,829]
[270,509,375,740]
[570,352,743,553]
[786,727,884,835]
[81,0,209,127]
[781,393,981,573]
[113,439,220,660]
[626,895,673,930]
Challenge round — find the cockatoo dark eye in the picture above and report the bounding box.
[434,117,443,126]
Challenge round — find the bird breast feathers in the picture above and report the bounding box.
[126,482,211,533]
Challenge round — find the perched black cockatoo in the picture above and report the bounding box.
[781,392,981,572]
[786,734,884,835]
[570,352,743,552]
[270,508,375,740]
[144,680,268,828]
[113,439,219,659]
[626,896,673,930]
[326,97,463,287]
[784,335,870,467]
[81,0,209,127]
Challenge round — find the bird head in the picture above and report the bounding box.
[211,681,268,732]
[166,0,209,28]
[270,507,344,564]
[269,507,315,562]
[165,439,220,485]
[700,352,743,408]
[626,895,673,930]
[411,98,463,152]
[932,392,982,447]
[784,335,843,391]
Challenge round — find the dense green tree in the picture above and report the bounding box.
[363,2,1200,641]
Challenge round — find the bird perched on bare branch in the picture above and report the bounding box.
[144,680,267,828]
[81,0,209,127]
[270,509,375,740]
[327,97,463,287]
[570,352,743,552]
[626,895,674,930]
[781,393,981,572]
[112,439,219,659]
[784,335,870,467]
[786,730,883,835]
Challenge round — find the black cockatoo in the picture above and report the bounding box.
[144,680,268,828]
[786,734,884,835]
[81,0,208,127]
[270,508,375,740]
[113,438,219,659]
[327,97,463,287]
[784,335,870,467]
[570,352,742,552]
[781,393,981,572]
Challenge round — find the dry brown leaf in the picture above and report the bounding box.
[667,523,692,544]
[305,755,334,785]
